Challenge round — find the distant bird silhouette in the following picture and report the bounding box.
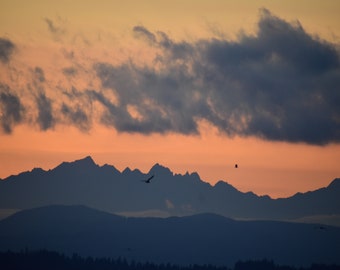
[234,164,238,168]
[142,174,154,183]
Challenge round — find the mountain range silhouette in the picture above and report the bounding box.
[0,204,339,267]
[0,156,339,224]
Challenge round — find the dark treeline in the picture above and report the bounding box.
[0,250,339,270]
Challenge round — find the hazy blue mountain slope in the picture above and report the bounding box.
[0,205,339,267]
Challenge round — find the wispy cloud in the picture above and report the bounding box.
[43,17,67,42]
[0,38,15,63]
[133,26,157,44]
[1,9,339,144]
[0,84,25,133]
[61,103,90,132]
[62,66,77,77]
[35,91,55,131]
[34,67,45,83]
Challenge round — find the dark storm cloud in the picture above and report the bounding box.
[35,92,55,130]
[94,9,340,144]
[0,37,15,63]
[196,9,340,144]
[0,84,24,133]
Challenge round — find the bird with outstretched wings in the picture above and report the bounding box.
[142,174,154,183]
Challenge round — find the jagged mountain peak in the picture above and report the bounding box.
[56,156,97,169]
[30,167,45,174]
[122,167,132,174]
[100,164,120,174]
[122,167,143,176]
[149,163,173,176]
[214,180,238,191]
[74,156,96,166]
[328,178,340,189]
[187,171,201,180]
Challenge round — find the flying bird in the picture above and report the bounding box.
[142,174,154,183]
[234,164,238,168]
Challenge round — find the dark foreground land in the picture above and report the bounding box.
[1,250,339,270]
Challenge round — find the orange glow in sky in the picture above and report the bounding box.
[1,0,340,198]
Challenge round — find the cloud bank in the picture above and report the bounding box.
[1,9,339,145]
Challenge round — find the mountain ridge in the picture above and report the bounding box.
[3,156,338,197]
[0,156,339,224]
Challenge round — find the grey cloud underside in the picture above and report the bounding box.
[94,9,340,144]
[1,9,340,144]
[94,64,200,134]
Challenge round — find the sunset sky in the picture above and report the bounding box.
[1,0,340,198]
